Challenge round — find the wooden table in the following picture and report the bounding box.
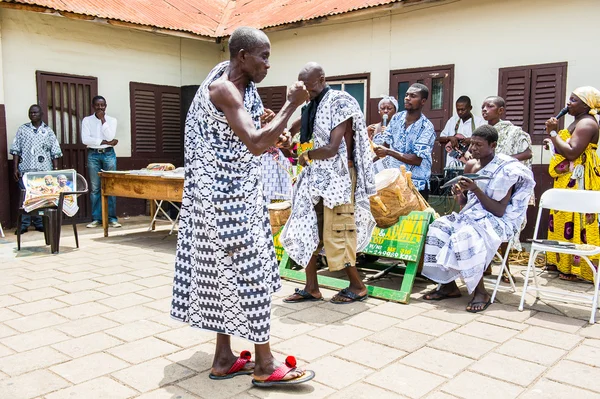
[100,172,184,237]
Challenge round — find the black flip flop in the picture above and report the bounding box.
[466,300,491,313]
[422,289,461,301]
[283,288,323,303]
[330,288,367,304]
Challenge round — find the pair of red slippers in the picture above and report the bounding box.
[208,350,315,387]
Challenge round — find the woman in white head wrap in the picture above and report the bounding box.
[367,96,399,144]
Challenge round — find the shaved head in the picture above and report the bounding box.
[485,96,505,108]
[229,26,270,58]
[298,62,325,81]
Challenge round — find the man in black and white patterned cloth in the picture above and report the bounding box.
[281,62,377,304]
[170,27,314,387]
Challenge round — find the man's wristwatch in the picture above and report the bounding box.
[549,130,558,137]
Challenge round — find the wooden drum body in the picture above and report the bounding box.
[268,200,292,235]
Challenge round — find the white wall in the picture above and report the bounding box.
[260,0,600,164]
[1,9,221,157]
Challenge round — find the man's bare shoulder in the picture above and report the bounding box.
[209,77,243,110]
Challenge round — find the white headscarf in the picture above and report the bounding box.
[378,96,398,112]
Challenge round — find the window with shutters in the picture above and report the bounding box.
[130,82,182,159]
[498,62,567,144]
[257,86,287,113]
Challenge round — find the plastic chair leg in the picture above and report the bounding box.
[43,216,50,245]
[16,213,22,251]
[72,219,79,248]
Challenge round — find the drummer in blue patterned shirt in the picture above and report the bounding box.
[373,83,436,200]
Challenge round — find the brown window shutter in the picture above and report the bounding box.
[132,88,157,153]
[499,68,531,132]
[258,86,287,113]
[529,65,567,141]
[161,91,181,154]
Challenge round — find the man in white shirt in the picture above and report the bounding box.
[439,96,485,168]
[81,95,121,228]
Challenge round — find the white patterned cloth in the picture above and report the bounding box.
[280,90,376,267]
[261,148,292,202]
[421,154,535,294]
[170,62,281,344]
[10,122,62,173]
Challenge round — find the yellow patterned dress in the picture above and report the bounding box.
[547,129,600,281]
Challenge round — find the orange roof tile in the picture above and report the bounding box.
[6,0,403,38]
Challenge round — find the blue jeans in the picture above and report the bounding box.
[88,148,117,223]
[18,178,43,229]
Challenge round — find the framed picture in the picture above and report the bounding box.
[22,169,79,216]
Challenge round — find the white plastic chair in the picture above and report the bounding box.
[518,188,600,324]
[485,240,517,304]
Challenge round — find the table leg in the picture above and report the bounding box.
[102,192,108,237]
[150,200,157,231]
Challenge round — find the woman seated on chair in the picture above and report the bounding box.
[421,125,535,312]
[544,86,600,282]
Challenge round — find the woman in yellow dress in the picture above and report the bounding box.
[545,86,600,281]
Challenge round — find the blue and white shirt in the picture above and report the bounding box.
[381,111,436,191]
[10,122,62,173]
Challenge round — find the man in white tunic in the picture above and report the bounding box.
[422,125,534,312]
[281,63,376,304]
[170,27,313,386]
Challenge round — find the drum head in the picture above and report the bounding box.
[374,169,401,191]
[267,200,291,210]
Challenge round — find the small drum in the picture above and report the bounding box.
[267,200,292,235]
[370,166,428,228]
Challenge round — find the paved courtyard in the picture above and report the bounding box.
[1,218,600,398]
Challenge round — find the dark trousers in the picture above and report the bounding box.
[419,188,430,202]
[18,178,43,229]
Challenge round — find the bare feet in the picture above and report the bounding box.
[466,290,491,313]
[559,273,578,281]
[210,353,254,377]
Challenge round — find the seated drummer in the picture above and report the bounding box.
[280,62,377,304]
[421,125,535,312]
[373,84,436,200]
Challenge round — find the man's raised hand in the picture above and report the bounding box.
[288,82,309,106]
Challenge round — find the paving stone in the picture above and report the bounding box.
[578,323,600,339]
[165,343,214,372]
[495,338,566,366]
[112,357,195,392]
[369,327,434,352]
[12,287,66,302]
[15,277,64,290]
[92,273,139,285]
[51,332,123,358]
[343,311,400,331]
[400,346,473,378]
[103,305,162,324]
[273,334,341,362]
[456,321,519,343]
[0,285,25,295]
[286,306,347,325]
[0,369,70,399]
[520,378,600,399]
[328,382,405,399]
[335,340,406,369]
[366,362,445,398]
[270,317,317,340]
[308,323,373,346]
[317,299,376,316]
[143,298,171,311]
[440,370,523,399]
[135,386,201,399]
[483,303,535,322]
[96,282,146,296]
[0,323,18,339]
[93,265,135,275]
[428,331,498,360]
[519,326,583,350]
[137,286,173,299]
[156,326,224,348]
[98,292,153,310]
[5,311,69,333]
[54,271,102,282]
[477,315,528,331]
[422,308,480,325]
[177,371,249,399]
[56,279,105,293]
[55,290,109,305]
[127,267,169,278]
[106,320,171,342]
[583,338,600,348]
[50,352,129,384]
[0,346,70,376]
[249,380,335,399]
[565,343,600,367]
[54,302,113,320]
[545,360,600,392]
[108,336,181,364]
[273,296,324,311]
[0,328,70,352]
[525,311,586,333]
[0,308,20,322]
[55,316,120,337]
[470,352,546,387]
[0,295,23,307]
[397,315,459,337]
[131,275,172,288]
[310,356,374,390]
[369,301,427,320]
[45,376,137,399]
[0,343,14,357]
[424,392,460,399]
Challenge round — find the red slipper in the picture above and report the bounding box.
[252,356,315,387]
[209,350,254,380]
